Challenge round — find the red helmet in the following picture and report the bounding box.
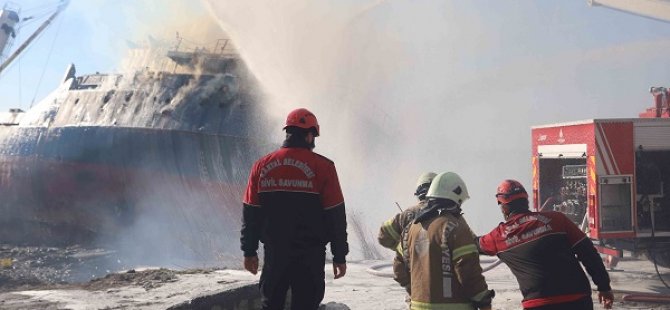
[495,179,528,204]
[284,108,320,136]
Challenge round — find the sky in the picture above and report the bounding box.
[1,0,670,235]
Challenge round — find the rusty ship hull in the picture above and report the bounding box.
[0,49,273,257]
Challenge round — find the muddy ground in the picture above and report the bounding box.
[0,244,233,292]
[2,244,670,309]
[0,244,114,291]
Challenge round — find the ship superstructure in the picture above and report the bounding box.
[0,25,272,261]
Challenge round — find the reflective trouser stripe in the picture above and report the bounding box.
[382,219,401,241]
[451,244,478,261]
[443,276,452,298]
[410,300,475,310]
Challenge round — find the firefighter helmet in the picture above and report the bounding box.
[284,108,320,136]
[426,172,470,206]
[495,179,528,204]
[414,172,437,198]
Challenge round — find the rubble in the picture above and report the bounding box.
[0,244,229,293]
[0,244,115,291]
[1,243,669,309]
[82,268,178,291]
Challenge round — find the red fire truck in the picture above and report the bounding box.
[531,87,670,266]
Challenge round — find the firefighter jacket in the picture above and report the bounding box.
[379,202,425,252]
[241,143,349,263]
[478,210,611,309]
[392,253,411,292]
[378,202,425,291]
[402,211,492,310]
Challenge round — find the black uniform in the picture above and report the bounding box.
[478,211,610,309]
[241,140,348,310]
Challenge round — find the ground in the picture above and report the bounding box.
[1,245,670,309]
[323,257,670,309]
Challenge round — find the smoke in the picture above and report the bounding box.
[97,169,245,270]
[203,0,670,236]
[69,0,233,75]
[28,0,666,267]
[201,0,525,236]
[9,1,270,269]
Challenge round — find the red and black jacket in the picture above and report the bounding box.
[478,211,611,308]
[241,143,348,263]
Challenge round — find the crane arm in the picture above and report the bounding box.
[589,0,670,23]
[0,1,68,76]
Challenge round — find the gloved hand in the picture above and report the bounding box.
[244,256,259,275]
[598,290,614,309]
[333,262,347,279]
[472,289,495,310]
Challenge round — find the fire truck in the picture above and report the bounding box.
[531,87,670,266]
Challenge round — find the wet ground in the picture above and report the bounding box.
[2,244,670,309]
[0,244,117,291]
[0,243,236,292]
[0,243,248,309]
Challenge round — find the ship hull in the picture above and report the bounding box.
[0,126,269,255]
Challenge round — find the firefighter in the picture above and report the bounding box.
[478,179,614,310]
[241,108,348,310]
[402,172,494,310]
[378,171,437,292]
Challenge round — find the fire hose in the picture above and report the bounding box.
[366,257,503,278]
[620,291,670,303]
[640,193,670,290]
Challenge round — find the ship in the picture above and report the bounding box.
[0,2,273,261]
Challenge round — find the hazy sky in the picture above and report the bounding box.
[2,0,670,234]
[3,1,669,113]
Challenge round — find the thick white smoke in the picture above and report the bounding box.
[203,0,670,236]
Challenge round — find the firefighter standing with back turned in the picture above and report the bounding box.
[378,172,437,293]
[241,108,349,310]
[402,172,495,310]
[478,179,614,310]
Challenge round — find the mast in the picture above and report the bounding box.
[0,0,68,76]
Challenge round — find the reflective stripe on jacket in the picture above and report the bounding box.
[403,212,489,308]
[410,300,475,310]
[378,202,425,252]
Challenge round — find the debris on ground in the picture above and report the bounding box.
[82,268,178,291]
[0,244,115,291]
[0,244,234,292]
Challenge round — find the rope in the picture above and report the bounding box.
[17,11,53,29]
[29,9,64,108]
[18,57,22,108]
[21,1,61,15]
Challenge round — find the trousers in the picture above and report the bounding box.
[260,246,326,310]
[526,297,594,310]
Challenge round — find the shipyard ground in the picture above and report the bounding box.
[1,245,670,309]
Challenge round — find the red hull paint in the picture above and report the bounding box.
[0,156,245,245]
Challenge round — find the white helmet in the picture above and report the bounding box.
[426,172,470,206]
